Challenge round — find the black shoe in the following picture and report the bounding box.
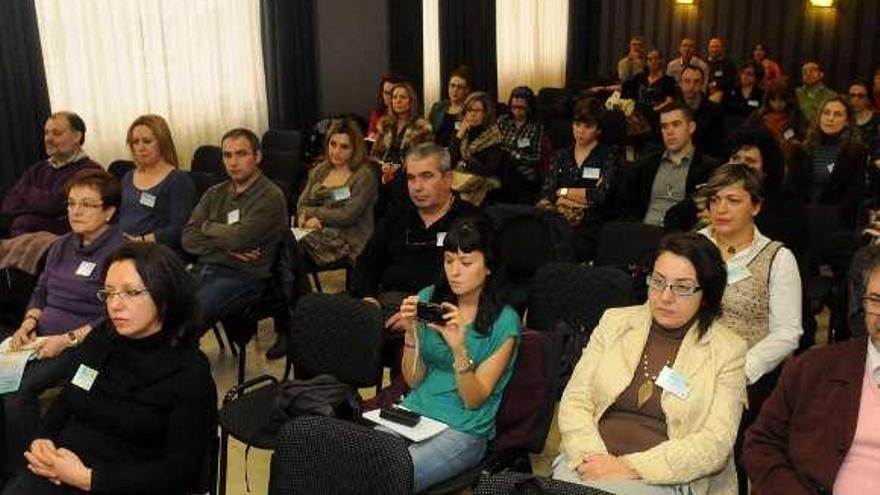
[265,332,288,360]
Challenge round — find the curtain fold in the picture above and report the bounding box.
[566,0,601,88]
[0,0,51,198]
[261,0,319,130]
[389,0,424,98]
[439,0,497,98]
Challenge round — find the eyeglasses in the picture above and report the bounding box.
[863,296,880,315]
[97,287,150,303]
[66,200,103,210]
[646,274,702,297]
[465,107,486,114]
[848,93,869,99]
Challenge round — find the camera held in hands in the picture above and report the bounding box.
[416,301,446,324]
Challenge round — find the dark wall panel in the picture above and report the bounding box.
[592,0,880,90]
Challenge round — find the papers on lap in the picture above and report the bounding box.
[291,227,314,241]
[0,336,46,394]
[363,407,449,442]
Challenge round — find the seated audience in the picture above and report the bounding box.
[181,128,287,334]
[449,92,504,206]
[750,43,783,90]
[1,112,100,238]
[2,169,125,480]
[725,62,766,131]
[367,73,406,138]
[744,251,880,495]
[747,80,809,146]
[610,102,719,228]
[847,80,880,167]
[297,118,378,266]
[706,37,737,96]
[2,242,216,494]
[496,86,544,204]
[353,142,478,330]
[118,114,195,251]
[617,35,646,83]
[370,82,433,214]
[697,163,803,494]
[796,61,838,123]
[622,49,678,131]
[678,65,725,156]
[554,232,746,494]
[427,65,473,147]
[393,216,520,492]
[666,37,710,90]
[537,99,619,261]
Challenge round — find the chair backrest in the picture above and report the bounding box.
[269,415,413,495]
[190,145,224,176]
[262,129,303,155]
[593,221,663,270]
[107,159,135,181]
[290,293,383,388]
[494,329,567,454]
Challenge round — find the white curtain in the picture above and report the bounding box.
[495,0,569,100]
[422,0,441,114]
[35,0,268,168]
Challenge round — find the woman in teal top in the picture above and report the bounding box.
[396,215,520,492]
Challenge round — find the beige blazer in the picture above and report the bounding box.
[558,304,747,495]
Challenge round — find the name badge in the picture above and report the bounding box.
[727,265,752,285]
[747,99,760,108]
[827,162,836,174]
[227,209,241,225]
[516,137,530,148]
[331,186,352,201]
[714,70,723,77]
[436,232,447,247]
[656,365,689,399]
[139,192,156,208]
[75,261,96,277]
[454,121,462,130]
[71,364,99,391]
[582,167,601,180]
[783,128,795,140]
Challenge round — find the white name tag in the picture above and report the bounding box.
[714,70,723,77]
[71,364,99,391]
[454,121,462,130]
[727,265,752,285]
[139,192,156,208]
[656,365,689,399]
[582,167,601,180]
[74,261,96,277]
[827,162,836,174]
[227,209,240,225]
[747,99,760,108]
[516,137,530,148]
[783,128,795,140]
[436,232,447,247]
[331,186,352,201]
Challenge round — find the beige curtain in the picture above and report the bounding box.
[495,0,569,100]
[422,0,441,115]
[35,0,268,168]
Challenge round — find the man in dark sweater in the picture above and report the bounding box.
[1,112,101,237]
[679,65,726,158]
[181,128,288,335]
[353,142,477,330]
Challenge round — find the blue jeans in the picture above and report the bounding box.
[192,263,267,336]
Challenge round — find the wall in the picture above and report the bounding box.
[315,0,390,119]
[593,0,879,90]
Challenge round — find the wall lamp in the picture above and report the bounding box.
[809,0,835,7]
[675,0,695,4]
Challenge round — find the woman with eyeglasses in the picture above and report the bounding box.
[427,66,473,147]
[449,92,504,206]
[847,80,880,167]
[3,242,216,495]
[496,86,544,204]
[555,232,746,495]
[697,163,803,495]
[1,169,125,482]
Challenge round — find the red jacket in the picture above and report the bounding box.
[744,338,867,494]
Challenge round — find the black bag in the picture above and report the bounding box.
[271,374,361,429]
[474,472,613,495]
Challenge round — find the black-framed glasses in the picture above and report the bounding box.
[848,93,869,99]
[646,274,702,297]
[97,287,150,303]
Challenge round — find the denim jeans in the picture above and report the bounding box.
[191,263,267,336]
[551,454,694,495]
[408,427,486,492]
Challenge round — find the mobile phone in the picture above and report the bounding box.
[416,301,446,324]
[380,406,421,427]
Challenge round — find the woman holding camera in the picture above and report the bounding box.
[395,216,520,492]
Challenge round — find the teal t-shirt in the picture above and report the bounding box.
[401,286,521,438]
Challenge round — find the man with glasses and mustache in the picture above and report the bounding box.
[745,246,880,495]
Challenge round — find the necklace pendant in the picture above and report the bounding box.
[637,380,654,408]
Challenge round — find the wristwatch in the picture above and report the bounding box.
[558,187,569,198]
[66,331,80,347]
[454,351,476,374]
